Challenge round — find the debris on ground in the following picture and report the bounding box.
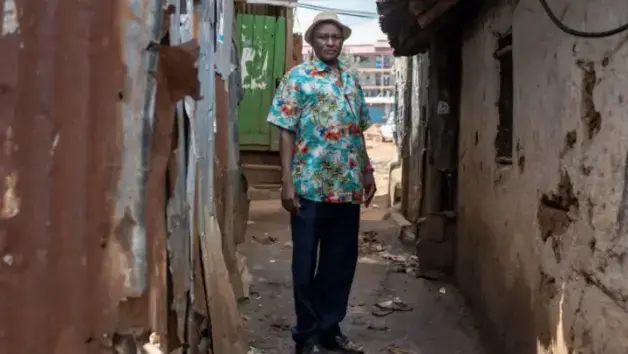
[247,346,267,354]
[415,269,447,281]
[359,230,387,255]
[364,123,384,142]
[381,252,417,274]
[253,233,277,245]
[367,321,389,332]
[385,344,416,354]
[269,322,291,331]
[372,297,413,317]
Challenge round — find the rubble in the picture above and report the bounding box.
[381,252,418,274]
[252,233,277,245]
[359,230,387,255]
[385,344,416,354]
[372,297,413,317]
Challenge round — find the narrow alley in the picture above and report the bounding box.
[239,140,485,354]
[3,0,628,353]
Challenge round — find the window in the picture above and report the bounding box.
[383,55,392,68]
[383,75,391,86]
[375,73,382,86]
[494,31,513,165]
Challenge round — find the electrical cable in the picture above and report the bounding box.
[538,0,628,38]
[298,1,378,16]
[297,2,379,19]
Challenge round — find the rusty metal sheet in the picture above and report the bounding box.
[115,0,163,298]
[0,0,163,352]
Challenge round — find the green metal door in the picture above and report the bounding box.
[236,14,286,151]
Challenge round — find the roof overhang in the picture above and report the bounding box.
[376,0,472,56]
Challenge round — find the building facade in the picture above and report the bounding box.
[378,0,628,353]
[303,40,395,123]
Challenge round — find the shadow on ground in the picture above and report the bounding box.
[238,198,486,354]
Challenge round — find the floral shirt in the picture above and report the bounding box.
[267,58,373,204]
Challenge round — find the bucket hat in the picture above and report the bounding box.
[304,11,352,44]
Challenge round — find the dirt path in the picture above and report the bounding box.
[238,140,485,353]
[238,198,486,354]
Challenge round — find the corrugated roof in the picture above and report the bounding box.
[376,0,467,56]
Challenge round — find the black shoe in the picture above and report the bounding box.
[295,341,321,354]
[319,335,364,353]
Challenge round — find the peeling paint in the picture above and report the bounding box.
[2,125,13,156]
[114,0,164,298]
[49,132,59,156]
[1,0,20,36]
[241,47,269,90]
[0,171,19,219]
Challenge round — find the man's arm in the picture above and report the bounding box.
[279,129,296,183]
[356,84,374,174]
[360,133,375,174]
[267,69,301,152]
[266,69,302,212]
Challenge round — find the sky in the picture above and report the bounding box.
[293,0,386,45]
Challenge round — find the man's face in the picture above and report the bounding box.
[311,22,343,62]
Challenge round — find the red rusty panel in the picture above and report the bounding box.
[0,0,158,352]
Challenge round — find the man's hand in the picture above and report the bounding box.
[281,179,300,215]
[363,171,376,207]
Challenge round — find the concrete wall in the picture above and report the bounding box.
[456,0,628,353]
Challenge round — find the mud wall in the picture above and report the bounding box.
[456,0,628,353]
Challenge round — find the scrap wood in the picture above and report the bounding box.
[140,34,204,350]
[214,74,245,300]
[199,204,248,354]
[372,297,413,317]
[156,38,203,349]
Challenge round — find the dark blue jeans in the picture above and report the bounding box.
[290,198,360,345]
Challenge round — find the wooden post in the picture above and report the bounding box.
[285,7,294,70]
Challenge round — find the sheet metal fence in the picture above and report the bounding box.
[0,0,245,352]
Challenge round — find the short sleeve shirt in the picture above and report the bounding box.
[266,59,373,204]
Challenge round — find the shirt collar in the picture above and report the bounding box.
[312,57,347,72]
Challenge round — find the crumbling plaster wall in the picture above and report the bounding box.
[456,0,628,353]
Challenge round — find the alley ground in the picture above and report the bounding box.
[239,136,487,354]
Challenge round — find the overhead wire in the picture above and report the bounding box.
[296,2,379,19]
[538,0,628,38]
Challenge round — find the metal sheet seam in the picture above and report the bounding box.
[116,0,164,297]
[184,0,197,304]
[195,0,216,229]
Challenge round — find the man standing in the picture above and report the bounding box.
[267,12,376,354]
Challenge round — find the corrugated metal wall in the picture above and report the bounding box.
[0,0,163,352]
[0,0,252,352]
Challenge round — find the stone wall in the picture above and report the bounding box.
[456,0,628,353]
